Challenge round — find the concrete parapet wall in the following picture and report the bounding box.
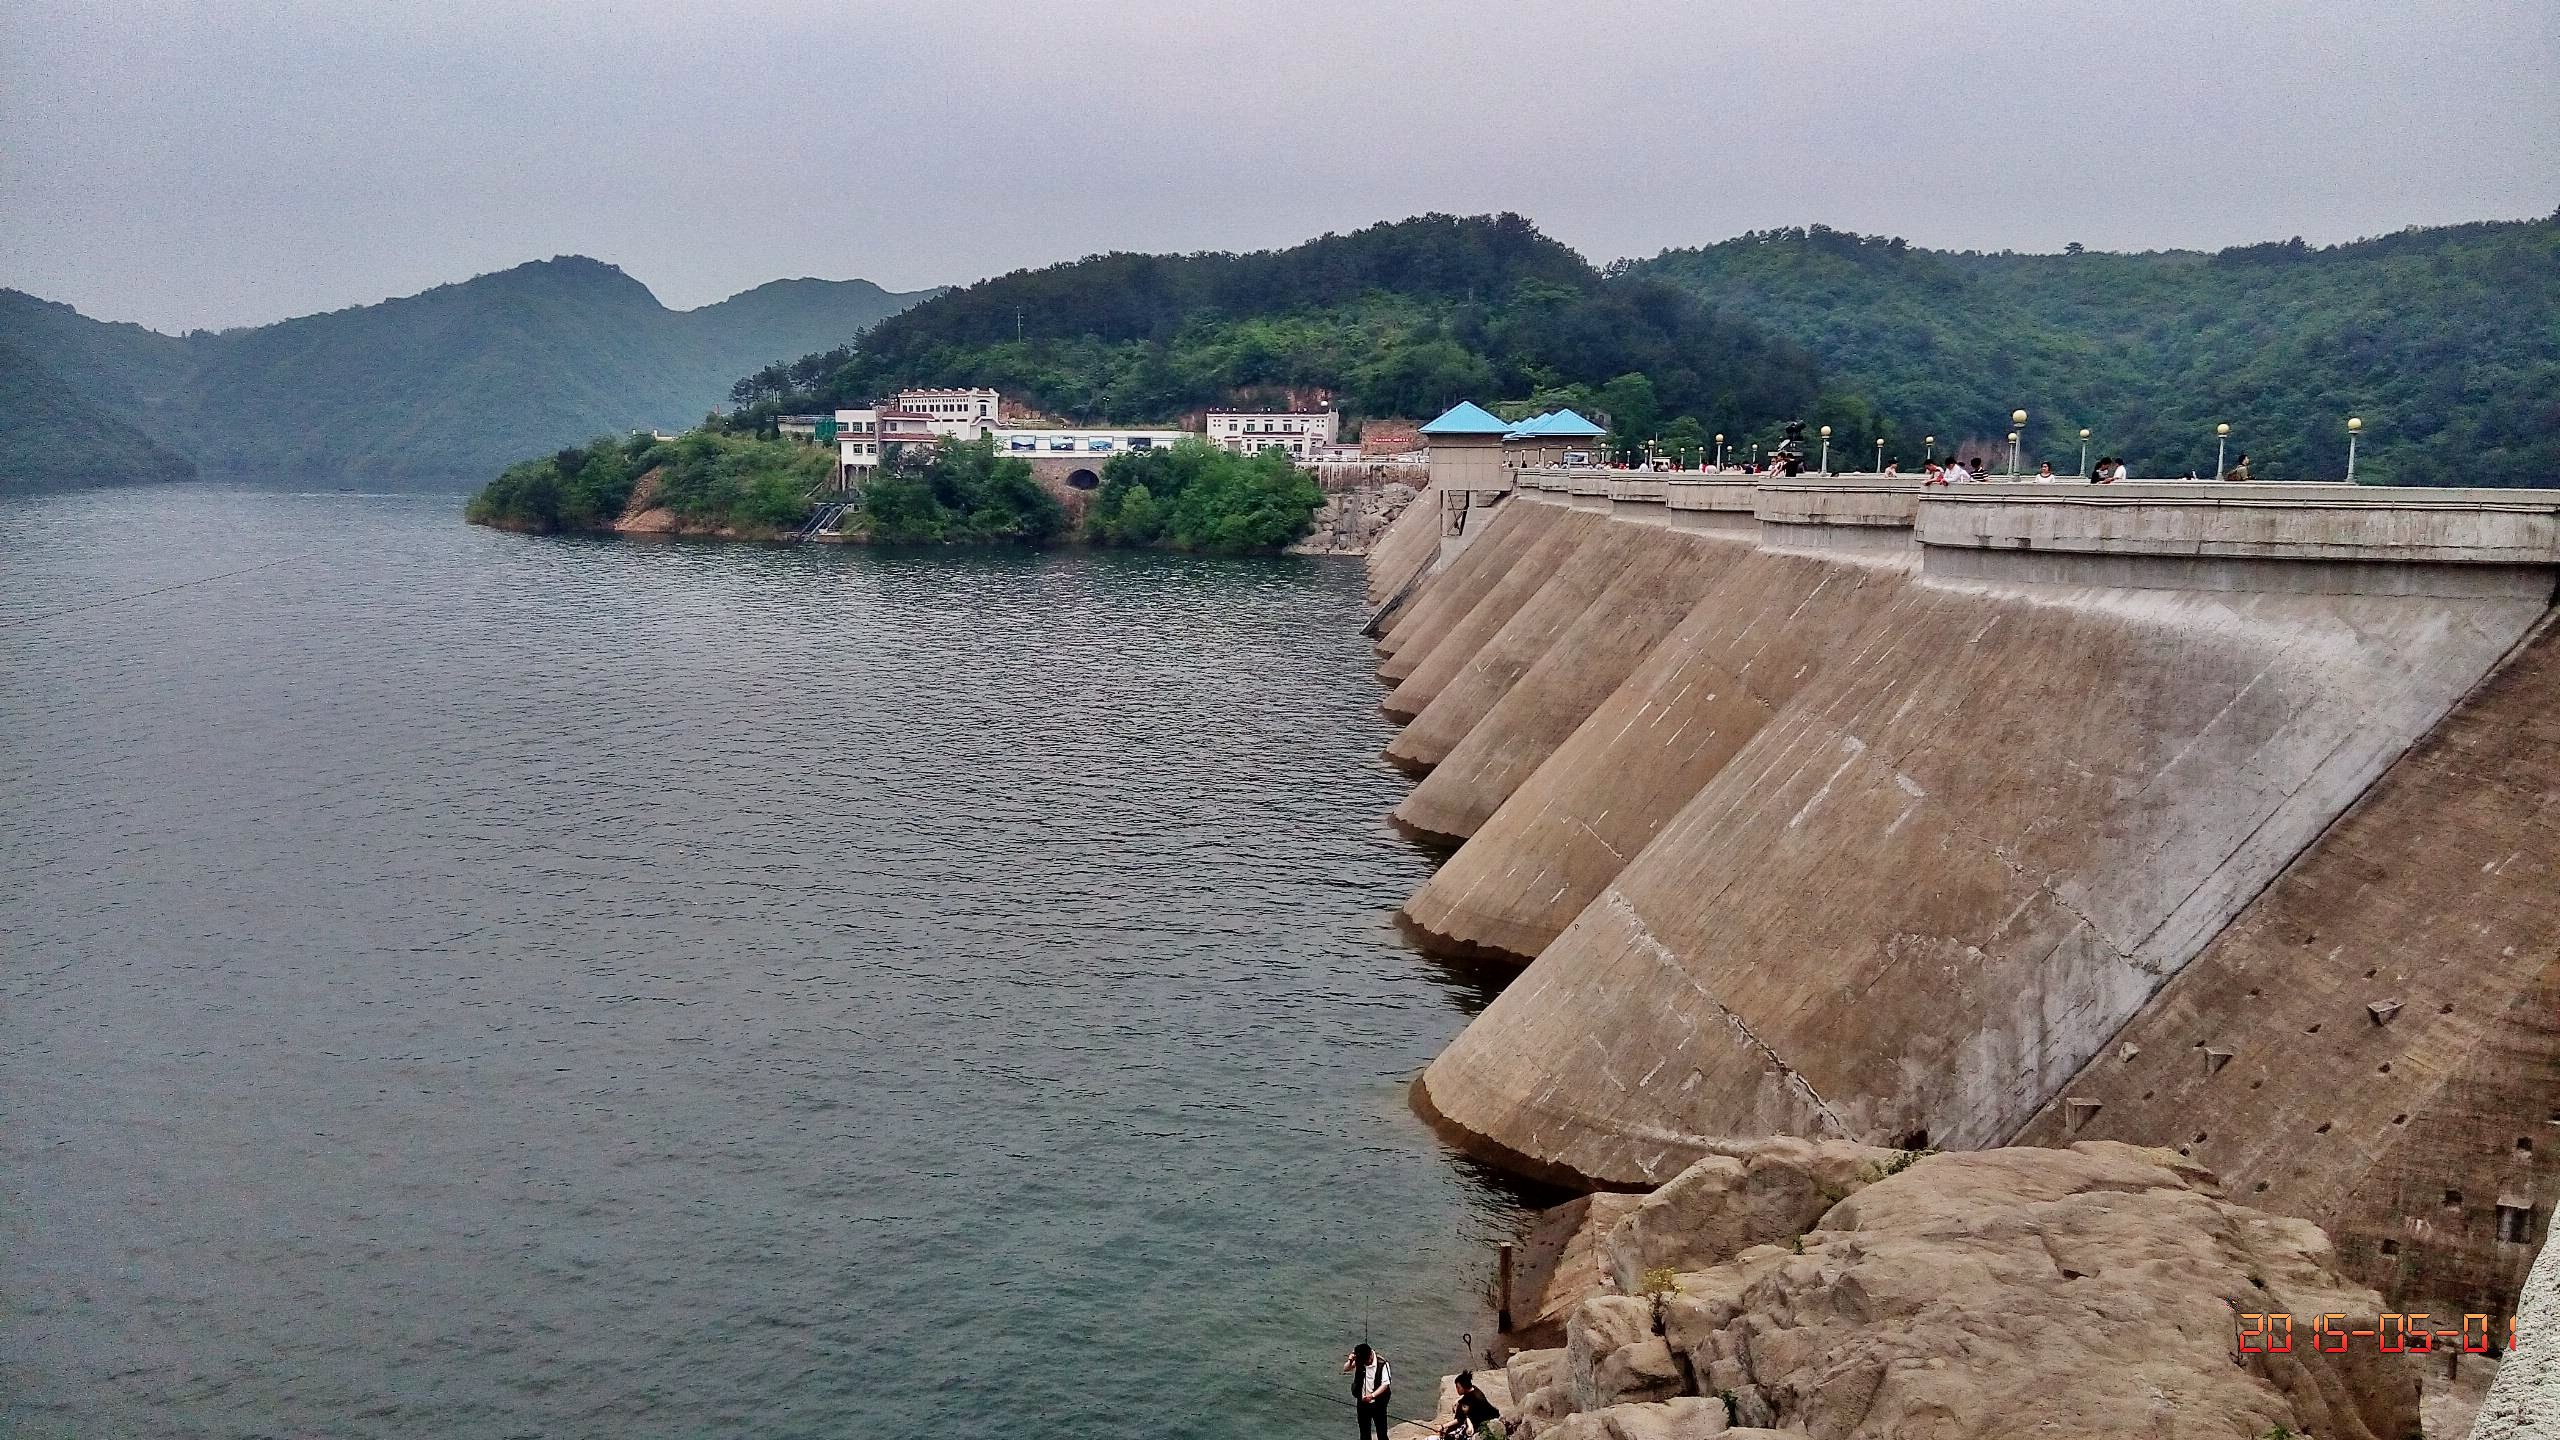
[1923,483,2560,565]
[1607,479,1667,505]
[1663,479,1757,513]
[1754,476,1923,529]
[1399,493,2550,1191]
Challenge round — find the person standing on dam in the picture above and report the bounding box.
[1344,1343,1394,1440]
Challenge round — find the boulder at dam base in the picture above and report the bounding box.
[1418,1140,2431,1440]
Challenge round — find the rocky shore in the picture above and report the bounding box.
[1287,480,1422,556]
[1399,1139,2440,1440]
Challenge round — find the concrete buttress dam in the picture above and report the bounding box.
[1372,468,2560,1321]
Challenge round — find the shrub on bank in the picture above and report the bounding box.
[464,432,656,532]
[1084,440,1323,553]
[857,436,1067,545]
[465,429,825,535]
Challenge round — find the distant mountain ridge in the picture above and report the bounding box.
[1625,214,2560,486]
[0,258,938,487]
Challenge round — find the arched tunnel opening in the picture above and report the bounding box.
[1066,468,1102,490]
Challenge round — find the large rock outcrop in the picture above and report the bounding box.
[1510,1140,2424,1440]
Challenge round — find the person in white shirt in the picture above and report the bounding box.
[1345,1343,1394,1440]
[1943,457,1974,484]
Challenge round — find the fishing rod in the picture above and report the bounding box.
[1249,1372,1442,1432]
[0,552,309,628]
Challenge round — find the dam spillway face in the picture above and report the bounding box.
[1365,471,2560,1313]
[1382,508,1593,724]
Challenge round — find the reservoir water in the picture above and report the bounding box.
[0,484,1528,1439]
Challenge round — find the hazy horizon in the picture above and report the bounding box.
[16,201,2560,340]
[6,0,2554,334]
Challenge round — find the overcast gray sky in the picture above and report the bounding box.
[4,0,2553,334]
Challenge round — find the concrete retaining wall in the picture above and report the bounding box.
[1396,537,1908,965]
[1386,514,1643,774]
[1362,479,1445,610]
[2013,611,2560,1322]
[1381,508,1589,723]
[1376,499,1536,671]
[1380,473,2558,1224]
[1389,523,1728,849]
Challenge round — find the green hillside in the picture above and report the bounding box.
[1629,215,2560,485]
[0,338,197,484]
[728,213,1825,444]
[0,260,937,487]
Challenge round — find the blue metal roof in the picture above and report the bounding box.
[1539,408,1607,437]
[1419,401,1514,436]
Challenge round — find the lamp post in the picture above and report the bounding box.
[2077,428,2091,476]
[1819,424,1832,474]
[2010,410,2027,477]
[2215,422,2231,479]
[1875,437,1886,473]
[1714,432,1725,470]
[1752,442,1761,471]
[1924,435,1936,464]
[2346,416,2362,482]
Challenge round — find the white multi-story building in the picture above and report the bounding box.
[1206,409,1339,459]
[895,388,1002,438]
[832,406,939,487]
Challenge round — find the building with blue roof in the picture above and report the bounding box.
[1418,400,1516,436]
[1421,400,1516,508]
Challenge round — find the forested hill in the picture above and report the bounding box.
[729,213,1824,442]
[0,259,937,487]
[1627,215,2560,486]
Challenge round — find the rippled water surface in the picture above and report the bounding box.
[1,485,1525,1439]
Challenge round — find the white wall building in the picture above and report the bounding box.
[895,388,1002,438]
[1206,410,1339,459]
[992,426,1188,460]
[833,406,939,487]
